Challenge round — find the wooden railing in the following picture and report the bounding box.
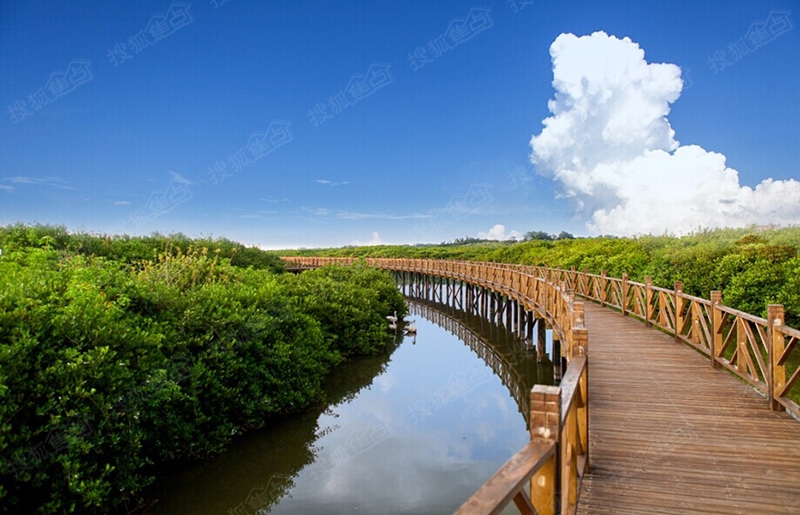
[491,262,800,419]
[455,357,587,515]
[282,256,590,514]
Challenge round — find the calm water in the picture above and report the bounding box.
[147,298,554,514]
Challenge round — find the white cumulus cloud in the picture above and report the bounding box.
[478,224,520,241]
[352,231,384,246]
[530,31,800,235]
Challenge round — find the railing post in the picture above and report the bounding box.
[645,277,653,327]
[674,281,684,342]
[530,385,561,515]
[573,325,588,357]
[572,303,586,359]
[768,304,785,411]
[621,273,629,317]
[711,290,723,369]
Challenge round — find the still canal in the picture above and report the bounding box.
[148,297,555,514]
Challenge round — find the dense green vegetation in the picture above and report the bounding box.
[3,224,798,512]
[283,226,800,327]
[0,223,286,273]
[0,225,405,514]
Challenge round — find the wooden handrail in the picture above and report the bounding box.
[454,441,556,515]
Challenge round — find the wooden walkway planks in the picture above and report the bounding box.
[577,302,800,514]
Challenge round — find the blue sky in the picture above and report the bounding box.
[1,0,798,248]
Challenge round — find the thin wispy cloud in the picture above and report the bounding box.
[3,176,74,190]
[316,179,349,186]
[169,171,193,185]
[306,207,331,216]
[261,196,289,203]
[114,201,132,206]
[531,31,800,235]
[337,211,431,220]
[0,185,14,192]
[232,208,278,219]
[303,207,431,220]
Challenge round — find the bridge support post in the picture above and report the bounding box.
[498,294,504,326]
[530,385,560,515]
[527,312,535,342]
[553,337,562,381]
[512,300,518,335]
[537,319,547,363]
[471,286,477,316]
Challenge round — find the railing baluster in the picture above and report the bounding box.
[621,273,629,317]
[711,290,723,369]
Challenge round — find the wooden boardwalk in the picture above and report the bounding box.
[284,257,800,513]
[578,302,800,514]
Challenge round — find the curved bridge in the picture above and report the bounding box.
[282,257,800,514]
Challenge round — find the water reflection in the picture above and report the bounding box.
[406,298,555,427]
[148,296,555,514]
[147,342,403,514]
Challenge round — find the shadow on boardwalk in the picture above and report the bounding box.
[578,302,800,514]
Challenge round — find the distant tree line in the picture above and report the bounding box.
[285,226,800,327]
[440,230,575,246]
[522,230,575,241]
